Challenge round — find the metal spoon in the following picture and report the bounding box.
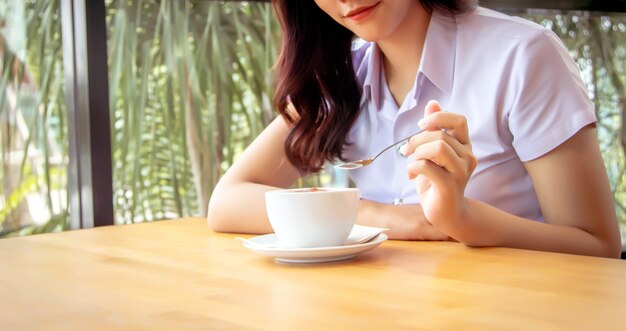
[334,130,423,170]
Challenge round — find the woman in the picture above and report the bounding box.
[207,0,621,258]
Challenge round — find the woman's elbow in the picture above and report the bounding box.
[604,236,623,259]
[206,211,226,233]
[601,220,623,259]
[206,192,231,233]
[587,228,622,259]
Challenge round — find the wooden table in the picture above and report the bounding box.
[1,217,625,330]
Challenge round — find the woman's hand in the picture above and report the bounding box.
[357,199,453,241]
[403,100,477,237]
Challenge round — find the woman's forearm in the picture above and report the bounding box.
[452,198,621,258]
[207,181,278,234]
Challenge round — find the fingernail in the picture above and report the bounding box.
[398,142,408,156]
[418,117,428,128]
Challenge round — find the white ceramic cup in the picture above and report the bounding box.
[265,187,360,248]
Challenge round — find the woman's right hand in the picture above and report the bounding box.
[403,100,477,239]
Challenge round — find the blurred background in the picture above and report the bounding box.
[0,0,624,250]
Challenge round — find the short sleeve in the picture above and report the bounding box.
[508,29,596,162]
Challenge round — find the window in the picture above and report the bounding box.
[0,1,69,236]
[1,1,625,245]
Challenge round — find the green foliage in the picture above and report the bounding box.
[0,0,68,236]
[4,210,69,237]
[106,0,280,223]
[0,2,625,238]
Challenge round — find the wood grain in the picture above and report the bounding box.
[1,217,625,330]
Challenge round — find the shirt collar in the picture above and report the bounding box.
[420,10,457,96]
[359,10,457,108]
[360,42,384,109]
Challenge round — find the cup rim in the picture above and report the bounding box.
[265,187,359,196]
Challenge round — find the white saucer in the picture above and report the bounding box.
[242,233,388,263]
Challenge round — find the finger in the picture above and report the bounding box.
[404,130,468,159]
[420,135,477,179]
[406,158,451,189]
[419,112,470,145]
[418,99,443,130]
[418,100,443,131]
[399,100,444,156]
[405,132,477,182]
[410,140,466,178]
[415,174,430,194]
[424,99,443,117]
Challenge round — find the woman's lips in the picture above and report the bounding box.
[344,2,380,21]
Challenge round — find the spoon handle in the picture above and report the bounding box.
[371,130,423,160]
[334,130,424,170]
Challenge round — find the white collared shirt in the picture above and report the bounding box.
[343,7,595,221]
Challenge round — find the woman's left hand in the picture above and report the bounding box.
[403,100,477,236]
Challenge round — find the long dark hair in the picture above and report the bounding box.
[272,0,477,174]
